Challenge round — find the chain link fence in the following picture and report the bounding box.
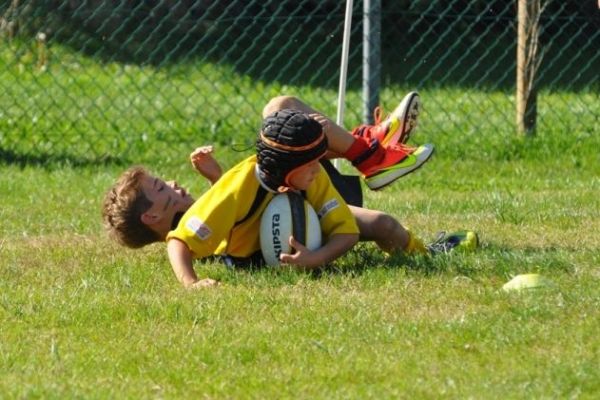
[1,0,598,165]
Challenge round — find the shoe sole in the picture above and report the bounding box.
[365,144,434,191]
[382,91,420,147]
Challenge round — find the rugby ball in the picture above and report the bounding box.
[260,192,322,266]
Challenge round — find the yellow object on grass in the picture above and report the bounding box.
[502,273,552,292]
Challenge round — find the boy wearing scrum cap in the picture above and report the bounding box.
[262,93,433,191]
[102,97,477,288]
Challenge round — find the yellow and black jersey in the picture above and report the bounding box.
[166,155,358,259]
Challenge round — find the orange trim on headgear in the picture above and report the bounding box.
[259,131,326,152]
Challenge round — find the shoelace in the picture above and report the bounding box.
[372,106,383,126]
[352,107,416,152]
[426,231,459,254]
[351,106,384,138]
[392,142,416,152]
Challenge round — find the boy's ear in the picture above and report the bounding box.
[141,211,162,226]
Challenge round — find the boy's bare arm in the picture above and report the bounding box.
[190,145,223,185]
[280,233,359,270]
[167,238,218,288]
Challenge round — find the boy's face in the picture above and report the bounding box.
[140,174,195,231]
[286,160,321,191]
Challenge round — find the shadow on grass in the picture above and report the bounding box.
[171,231,583,287]
[10,2,598,91]
[197,243,476,283]
[270,242,578,282]
[0,148,128,169]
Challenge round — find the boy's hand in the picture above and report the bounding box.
[279,236,322,268]
[280,233,358,270]
[190,145,223,184]
[190,278,219,289]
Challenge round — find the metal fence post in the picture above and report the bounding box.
[363,0,381,125]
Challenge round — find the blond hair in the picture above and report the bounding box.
[101,166,160,248]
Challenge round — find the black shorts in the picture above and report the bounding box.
[319,159,363,208]
[219,251,266,269]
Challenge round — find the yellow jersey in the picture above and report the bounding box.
[166,155,358,259]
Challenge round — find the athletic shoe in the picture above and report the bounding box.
[363,143,434,190]
[427,231,479,255]
[351,91,421,147]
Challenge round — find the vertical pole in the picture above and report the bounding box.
[336,0,354,129]
[516,0,528,134]
[516,0,537,136]
[334,0,354,169]
[363,0,381,125]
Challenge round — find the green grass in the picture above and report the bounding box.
[1,46,600,399]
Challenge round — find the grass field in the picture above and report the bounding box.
[1,47,600,399]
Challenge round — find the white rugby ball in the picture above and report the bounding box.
[260,192,322,266]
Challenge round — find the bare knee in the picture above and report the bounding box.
[352,206,409,253]
[262,95,302,117]
[373,213,400,239]
[370,212,409,253]
[356,209,399,240]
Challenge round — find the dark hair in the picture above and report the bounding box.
[256,109,327,191]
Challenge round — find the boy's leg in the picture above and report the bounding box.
[349,206,479,255]
[262,95,354,154]
[262,95,433,191]
[262,92,421,154]
[349,206,428,255]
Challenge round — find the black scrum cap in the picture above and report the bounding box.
[256,109,328,191]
